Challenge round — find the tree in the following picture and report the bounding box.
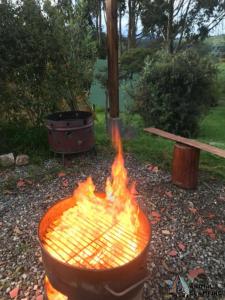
[140,0,225,53]
[0,0,97,125]
[86,0,102,46]
[128,0,141,49]
[44,0,97,110]
[118,0,126,55]
[0,0,54,125]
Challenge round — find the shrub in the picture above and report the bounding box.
[120,48,154,80]
[0,0,97,126]
[132,49,217,137]
[119,38,164,81]
[0,0,54,126]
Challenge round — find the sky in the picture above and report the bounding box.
[102,15,225,38]
[101,2,225,38]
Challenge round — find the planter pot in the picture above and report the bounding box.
[45,111,95,154]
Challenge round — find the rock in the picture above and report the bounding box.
[162,229,171,235]
[168,250,178,257]
[16,155,29,166]
[0,153,14,167]
[9,286,19,298]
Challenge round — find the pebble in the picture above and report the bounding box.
[0,155,225,300]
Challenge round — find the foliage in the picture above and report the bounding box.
[0,0,97,126]
[131,49,217,137]
[192,36,225,61]
[96,47,154,86]
[0,121,49,160]
[44,0,97,111]
[120,37,165,80]
[0,0,54,126]
[217,62,225,96]
[140,0,225,52]
[120,48,155,80]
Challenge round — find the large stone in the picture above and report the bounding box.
[0,153,15,167]
[16,154,29,166]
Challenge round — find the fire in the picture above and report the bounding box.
[45,277,67,300]
[43,125,148,270]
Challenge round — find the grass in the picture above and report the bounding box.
[93,103,225,179]
[1,102,225,179]
[93,62,225,179]
[1,62,225,179]
[197,99,225,178]
[205,35,225,47]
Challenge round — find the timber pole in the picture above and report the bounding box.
[106,0,119,119]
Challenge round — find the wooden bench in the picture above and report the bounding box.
[144,127,225,189]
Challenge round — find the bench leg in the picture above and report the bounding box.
[172,143,200,189]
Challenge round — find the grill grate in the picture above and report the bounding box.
[43,212,149,270]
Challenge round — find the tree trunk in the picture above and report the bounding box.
[119,3,122,55]
[128,0,131,49]
[128,0,137,49]
[167,0,174,54]
[96,10,99,43]
[175,0,192,52]
[98,0,102,46]
[106,0,119,118]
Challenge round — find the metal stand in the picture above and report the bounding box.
[107,117,123,138]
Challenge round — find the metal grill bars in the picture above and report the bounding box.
[43,211,148,270]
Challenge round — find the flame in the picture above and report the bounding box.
[45,277,67,300]
[43,125,148,270]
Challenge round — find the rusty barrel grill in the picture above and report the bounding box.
[46,111,95,155]
[38,197,151,300]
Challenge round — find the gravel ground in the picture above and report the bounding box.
[0,152,225,300]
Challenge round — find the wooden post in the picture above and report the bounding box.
[172,143,200,189]
[106,0,119,118]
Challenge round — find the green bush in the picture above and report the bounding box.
[0,0,97,126]
[120,48,154,80]
[0,121,49,160]
[132,50,217,137]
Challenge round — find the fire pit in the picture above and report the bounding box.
[38,126,151,300]
[45,111,95,155]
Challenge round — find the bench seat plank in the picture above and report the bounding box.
[144,127,225,159]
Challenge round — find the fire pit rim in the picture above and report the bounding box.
[45,110,93,122]
[38,196,151,274]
